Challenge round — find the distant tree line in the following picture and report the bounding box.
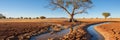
[0,14,46,19]
[9,16,46,19]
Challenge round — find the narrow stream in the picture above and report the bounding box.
[30,23,107,40]
[87,23,107,40]
[30,29,69,40]
[30,25,79,40]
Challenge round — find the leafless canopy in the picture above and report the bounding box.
[49,0,92,15]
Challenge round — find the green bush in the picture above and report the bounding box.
[40,16,46,19]
[0,16,6,19]
[20,17,23,19]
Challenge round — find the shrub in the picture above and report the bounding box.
[0,14,6,19]
[20,17,23,19]
[0,16,6,19]
[24,17,29,19]
[102,12,110,19]
[36,17,39,19]
[40,16,46,19]
[9,17,14,19]
[28,17,32,19]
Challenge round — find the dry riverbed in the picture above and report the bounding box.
[34,21,106,40]
[0,21,106,40]
[0,21,81,40]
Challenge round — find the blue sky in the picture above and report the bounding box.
[0,0,120,18]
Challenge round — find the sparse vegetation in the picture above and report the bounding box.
[0,0,119,40]
[40,16,46,19]
[28,17,32,19]
[8,17,14,19]
[36,17,39,19]
[0,14,6,19]
[102,12,110,19]
[20,17,23,19]
[0,19,120,40]
[24,17,29,19]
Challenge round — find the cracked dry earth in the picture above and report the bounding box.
[0,22,52,40]
[95,22,120,40]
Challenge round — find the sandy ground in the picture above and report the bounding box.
[0,22,52,40]
[0,19,80,40]
[0,18,120,22]
[95,22,120,40]
[0,18,120,40]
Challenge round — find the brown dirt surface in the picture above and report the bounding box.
[0,22,51,40]
[60,21,106,40]
[95,22,120,40]
[0,21,79,40]
[0,19,115,40]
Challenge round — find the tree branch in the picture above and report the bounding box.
[72,2,76,15]
[51,0,71,15]
[72,8,75,15]
[74,7,87,15]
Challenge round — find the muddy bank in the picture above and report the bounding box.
[87,23,107,40]
[0,22,52,40]
[30,23,80,40]
[0,21,108,40]
[94,22,120,40]
[31,21,107,40]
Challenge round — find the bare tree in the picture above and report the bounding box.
[49,0,92,22]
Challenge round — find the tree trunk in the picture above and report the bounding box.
[69,14,75,22]
[105,17,107,19]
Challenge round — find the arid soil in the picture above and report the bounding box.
[0,22,52,40]
[0,19,119,40]
[0,21,81,40]
[38,21,106,40]
[95,22,120,40]
[60,21,107,40]
[0,18,120,22]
